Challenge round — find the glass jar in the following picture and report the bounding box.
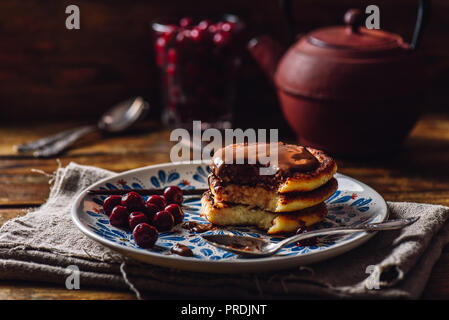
[152,15,246,130]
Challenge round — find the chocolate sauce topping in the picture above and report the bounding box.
[276,143,319,174]
[170,243,194,257]
[210,143,319,185]
[182,221,214,233]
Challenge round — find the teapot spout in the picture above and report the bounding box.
[247,35,284,83]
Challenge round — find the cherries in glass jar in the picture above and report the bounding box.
[152,15,246,128]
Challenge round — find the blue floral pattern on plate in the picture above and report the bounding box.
[79,164,385,261]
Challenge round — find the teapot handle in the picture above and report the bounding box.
[410,0,431,50]
[279,0,295,42]
[279,0,431,50]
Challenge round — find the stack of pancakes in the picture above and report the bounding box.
[201,142,338,234]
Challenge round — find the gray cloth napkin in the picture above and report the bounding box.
[1,162,448,299]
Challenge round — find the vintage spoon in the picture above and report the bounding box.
[202,217,419,258]
[15,96,149,157]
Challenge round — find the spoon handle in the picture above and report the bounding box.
[32,125,97,158]
[276,217,420,250]
[15,126,88,153]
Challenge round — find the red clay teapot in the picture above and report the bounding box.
[248,1,430,157]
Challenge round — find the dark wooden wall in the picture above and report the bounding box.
[0,0,448,126]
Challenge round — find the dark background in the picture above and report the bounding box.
[0,0,447,128]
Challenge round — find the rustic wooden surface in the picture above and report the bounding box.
[0,113,449,299]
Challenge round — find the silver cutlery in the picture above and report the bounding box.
[202,217,420,258]
[14,96,149,157]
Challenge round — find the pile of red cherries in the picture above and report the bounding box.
[102,186,184,249]
[153,16,246,125]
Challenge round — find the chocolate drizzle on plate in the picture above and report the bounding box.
[170,243,194,257]
[182,221,214,233]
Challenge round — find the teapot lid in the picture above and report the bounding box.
[301,9,408,55]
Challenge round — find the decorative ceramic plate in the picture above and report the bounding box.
[71,161,388,273]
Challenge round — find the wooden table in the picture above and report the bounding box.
[1,113,449,299]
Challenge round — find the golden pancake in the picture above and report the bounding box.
[278,148,337,192]
[209,175,338,212]
[201,191,327,234]
[210,143,337,193]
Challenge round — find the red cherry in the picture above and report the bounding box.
[167,48,178,64]
[155,37,166,53]
[213,31,231,47]
[179,17,193,28]
[165,204,184,224]
[208,24,219,34]
[109,205,129,228]
[121,192,146,212]
[153,210,174,231]
[144,203,160,223]
[103,195,122,216]
[176,29,192,46]
[198,19,211,31]
[163,186,183,205]
[133,223,158,248]
[190,27,208,43]
[146,195,166,211]
[215,22,224,30]
[128,212,149,230]
[166,64,176,77]
[221,22,234,32]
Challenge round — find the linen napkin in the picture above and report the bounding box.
[1,162,448,299]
